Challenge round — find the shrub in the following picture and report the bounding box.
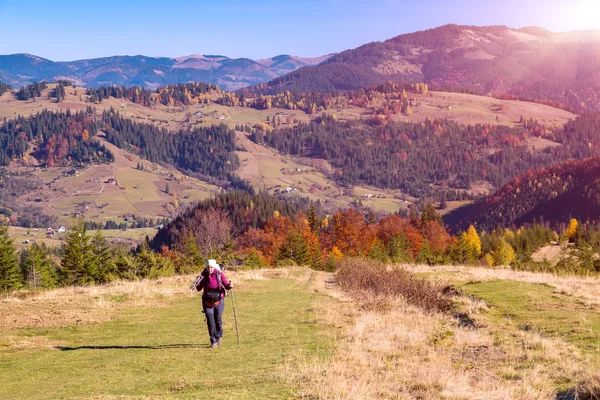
[336,258,453,313]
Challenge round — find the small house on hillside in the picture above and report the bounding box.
[57,226,66,233]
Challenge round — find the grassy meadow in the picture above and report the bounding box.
[2,264,600,399]
[0,269,335,399]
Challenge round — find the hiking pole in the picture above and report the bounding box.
[230,286,240,348]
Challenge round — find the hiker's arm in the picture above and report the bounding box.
[221,273,232,290]
[193,275,204,291]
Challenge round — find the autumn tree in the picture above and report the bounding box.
[324,208,375,257]
[564,218,578,241]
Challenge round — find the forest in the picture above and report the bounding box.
[0,107,114,166]
[100,108,245,188]
[6,189,598,293]
[251,111,600,198]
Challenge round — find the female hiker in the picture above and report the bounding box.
[194,259,232,348]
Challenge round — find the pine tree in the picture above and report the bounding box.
[307,204,320,233]
[165,183,171,195]
[421,203,441,226]
[91,229,115,283]
[277,230,311,266]
[387,232,413,263]
[22,243,58,289]
[0,225,23,291]
[60,219,95,285]
[416,241,435,265]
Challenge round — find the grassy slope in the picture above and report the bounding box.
[0,270,333,399]
[2,265,600,398]
[460,280,600,357]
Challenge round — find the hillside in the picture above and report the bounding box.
[0,53,332,91]
[0,82,582,227]
[258,24,600,112]
[445,153,600,231]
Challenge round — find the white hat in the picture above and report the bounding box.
[206,259,221,271]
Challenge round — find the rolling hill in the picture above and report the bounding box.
[0,53,332,91]
[0,81,582,228]
[257,24,600,112]
[444,153,600,232]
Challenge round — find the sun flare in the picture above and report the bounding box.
[548,0,600,31]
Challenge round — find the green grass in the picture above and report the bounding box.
[459,280,600,359]
[0,273,333,399]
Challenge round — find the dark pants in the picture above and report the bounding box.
[203,299,225,344]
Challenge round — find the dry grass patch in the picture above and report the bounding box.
[405,264,600,306]
[287,283,597,399]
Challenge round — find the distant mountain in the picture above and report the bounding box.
[257,24,600,111]
[0,52,333,91]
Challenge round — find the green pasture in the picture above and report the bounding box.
[0,272,333,399]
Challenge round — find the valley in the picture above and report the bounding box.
[0,81,577,237]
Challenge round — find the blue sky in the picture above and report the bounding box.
[1,0,598,61]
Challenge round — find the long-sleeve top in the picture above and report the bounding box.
[196,270,231,300]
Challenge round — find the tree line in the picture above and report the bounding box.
[87,82,222,107]
[0,82,10,96]
[17,81,47,100]
[84,217,170,231]
[3,195,598,294]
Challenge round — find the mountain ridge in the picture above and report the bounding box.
[0,52,333,91]
[255,24,600,112]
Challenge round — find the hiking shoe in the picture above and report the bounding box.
[208,343,218,349]
[217,338,222,346]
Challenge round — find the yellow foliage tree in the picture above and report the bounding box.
[565,218,578,240]
[465,225,481,257]
[493,239,515,266]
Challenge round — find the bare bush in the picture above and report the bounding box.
[336,258,452,313]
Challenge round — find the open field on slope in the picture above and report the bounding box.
[0,269,334,400]
[2,265,600,399]
[13,133,221,227]
[392,91,576,128]
[292,265,600,399]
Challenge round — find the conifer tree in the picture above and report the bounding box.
[307,204,320,233]
[387,232,413,263]
[277,230,311,266]
[91,229,115,283]
[60,219,95,285]
[0,225,23,291]
[416,241,436,265]
[173,233,203,274]
[22,243,58,289]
